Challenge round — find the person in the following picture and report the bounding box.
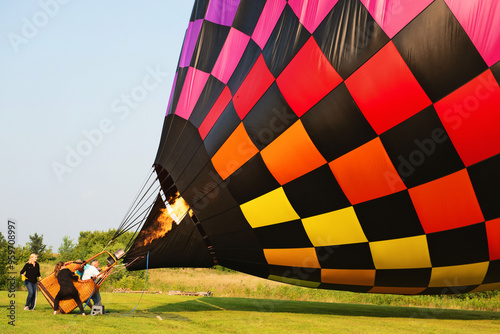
[82,260,103,307]
[74,259,84,279]
[20,253,41,310]
[52,262,85,316]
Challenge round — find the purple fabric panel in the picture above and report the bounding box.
[445,0,500,67]
[205,0,241,26]
[360,0,433,38]
[175,67,210,120]
[252,0,287,49]
[166,72,178,115]
[288,0,339,34]
[179,19,203,68]
[211,28,251,84]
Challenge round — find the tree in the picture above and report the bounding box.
[58,236,75,260]
[0,232,8,288]
[26,233,54,262]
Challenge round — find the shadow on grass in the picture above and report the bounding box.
[143,297,500,321]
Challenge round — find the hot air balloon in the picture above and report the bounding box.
[115,0,500,295]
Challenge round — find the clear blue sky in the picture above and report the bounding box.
[0,1,194,250]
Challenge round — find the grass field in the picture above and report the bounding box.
[4,266,500,333]
[2,291,500,334]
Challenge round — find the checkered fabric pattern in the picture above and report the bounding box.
[154,0,500,295]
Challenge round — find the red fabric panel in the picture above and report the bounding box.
[486,218,500,261]
[345,42,432,134]
[277,37,343,117]
[233,54,275,120]
[199,86,233,139]
[434,70,500,167]
[408,169,484,234]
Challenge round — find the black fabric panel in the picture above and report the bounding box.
[354,190,424,242]
[227,39,261,95]
[468,154,500,221]
[225,154,280,204]
[167,67,189,116]
[155,115,199,173]
[203,101,240,157]
[190,0,210,22]
[491,61,500,85]
[381,106,464,188]
[190,20,231,73]
[182,163,239,221]
[426,223,489,267]
[254,220,313,249]
[126,212,214,270]
[392,0,488,102]
[420,286,478,295]
[374,268,431,287]
[232,0,266,36]
[189,76,226,128]
[268,265,321,282]
[318,283,372,293]
[173,144,211,195]
[283,164,350,218]
[217,258,269,278]
[313,0,390,78]
[210,229,262,250]
[262,5,310,77]
[316,243,375,269]
[301,83,377,161]
[200,206,252,236]
[483,260,500,284]
[243,83,297,150]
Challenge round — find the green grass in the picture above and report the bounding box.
[2,291,500,333]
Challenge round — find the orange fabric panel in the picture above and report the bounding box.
[261,120,327,185]
[408,169,484,234]
[211,123,259,180]
[329,138,406,205]
[368,287,426,295]
[263,248,320,268]
[321,269,375,286]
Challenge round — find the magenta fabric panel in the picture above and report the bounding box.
[166,72,178,115]
[445,0,500,67]
[360,0,433,38]
[179,19,203,68]
[252,0,287,49]
[175,67,210,120]
[205,0,241,26]
[211,28,251,84]
[288,0,339,33]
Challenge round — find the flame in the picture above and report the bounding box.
[139,193,193,247]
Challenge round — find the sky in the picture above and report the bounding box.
[0,0,194,250]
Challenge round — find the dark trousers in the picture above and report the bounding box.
[24,281,37,310]
[53,286,84,314]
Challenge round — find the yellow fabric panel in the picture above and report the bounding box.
[368,287,426,295]
[268,275,321,288]
[321,269,375,286]
[211,123,259,180]
[240,187,299,228]
[429,262,489,287]
[302,207,368,246]
[264,248,320,268]
[369,235,432,269]
[470,282,500,293]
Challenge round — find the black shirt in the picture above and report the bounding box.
[56,268,79,288]
[20,263,41,284]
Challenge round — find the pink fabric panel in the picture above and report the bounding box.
[211,28,250,84]
[445,0,500,67]
[360,0,433,38]
[205,0,241,26]
[175,67,210,120]
[166,72,178,115]
[179,20,203,68]
[288,0,339,33]
[252,0,287,49]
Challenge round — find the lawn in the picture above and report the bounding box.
[2,291,500,333]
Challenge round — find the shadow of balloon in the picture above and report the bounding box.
[142,296,500,321]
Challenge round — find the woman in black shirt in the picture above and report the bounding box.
[52,262,86,315]
[20,253,41,310]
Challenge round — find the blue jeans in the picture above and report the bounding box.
[24,281,38,310]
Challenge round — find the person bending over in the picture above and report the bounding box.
[52,262,85,316]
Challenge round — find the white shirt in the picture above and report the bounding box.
[82,265,100,280]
